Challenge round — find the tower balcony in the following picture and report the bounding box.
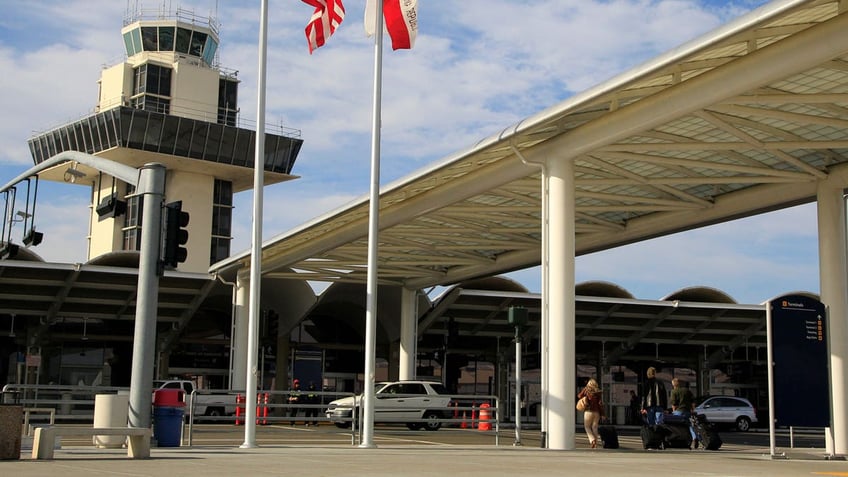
[27,106,303,192]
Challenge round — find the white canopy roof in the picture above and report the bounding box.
[213,0,848,293]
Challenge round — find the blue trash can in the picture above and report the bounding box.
[153,406,184,447]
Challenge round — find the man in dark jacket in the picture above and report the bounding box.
[304,382,320,426]
[288,379,302,425]
[641,367,667,426]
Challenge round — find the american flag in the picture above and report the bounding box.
[302,0,346,54]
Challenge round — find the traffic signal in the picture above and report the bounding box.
[162,200,189,268]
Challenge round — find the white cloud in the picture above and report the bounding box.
[4,0,810,304]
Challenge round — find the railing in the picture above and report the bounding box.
[123,6,221,37]
[34,97,301,142]
[1,383,128,422]
[186,390,501,446]
[22,407,56,436]
[185,389,359,446]
[2,384,503,447]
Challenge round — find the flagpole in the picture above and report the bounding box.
[241,0,268,449]
[360,0,384,449]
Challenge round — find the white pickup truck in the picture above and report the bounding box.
[153,380,238,417]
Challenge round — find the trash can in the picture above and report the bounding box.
[615,405,626,426]
[0,404,22,460]
[93,393,129,448]
[152,389,184,447]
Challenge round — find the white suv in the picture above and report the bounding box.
[325,380,453,431]
[694,396,758,431]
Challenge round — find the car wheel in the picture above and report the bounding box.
[206,407,223,417]
[406,422,423,430]
[334,422,351,429]
[423,411,442,431]
[736,416,751,432]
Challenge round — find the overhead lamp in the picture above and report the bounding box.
[15,210,31,220]
[96,192,127,219]
[63,164,87,183]
[23,229,43,246]
[0,242,19,259]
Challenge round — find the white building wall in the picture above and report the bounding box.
[171,62,219,122]
[87,178,127,260]
[165,170,214,273]
[97,63,132,110]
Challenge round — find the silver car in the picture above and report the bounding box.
[694,396,758,431]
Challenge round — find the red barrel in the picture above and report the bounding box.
[153,389,185,407]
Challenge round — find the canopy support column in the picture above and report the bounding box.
[399,288,417,380]
[543,157,576,450]
[230,272,250,392]
[817,180,848,457]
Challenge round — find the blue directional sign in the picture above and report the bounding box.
[770,294,829,428]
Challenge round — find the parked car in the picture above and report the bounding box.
[694,395,758,431]
[325,380,453,431]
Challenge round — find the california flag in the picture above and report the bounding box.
[364,0,418,50]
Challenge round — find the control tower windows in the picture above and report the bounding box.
[189,30,206,57]
[159,27,175,51]
[123,29,141,56]
[175,27,192,54]
[141,27,158,51]
[122,24,218,66]
[131,64,171,114]
[122,184,142,251]
[210,179,233,264]
[218,78,238,127]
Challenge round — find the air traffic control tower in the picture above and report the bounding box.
[26,6,303,273]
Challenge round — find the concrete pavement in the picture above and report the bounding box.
[4,437,848,476]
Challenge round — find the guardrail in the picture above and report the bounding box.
[1,383,128,422]
[2,384,503,447]
[186,389,359,446]
[185,390,501,446]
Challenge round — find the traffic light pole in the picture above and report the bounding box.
[1,154,167,430]
[128,163,166,430]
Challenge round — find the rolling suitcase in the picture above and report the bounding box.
[691,414,722,450]
[598,425,619,449]
[640,425,666,449]
[660,413,693,449]
[660,422,692,449]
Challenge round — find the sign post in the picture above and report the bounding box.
[508,306,527,446]
[767,294,830,458]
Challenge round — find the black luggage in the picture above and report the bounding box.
[662,413,690,425]
[640,425,666,449]
[598,425,619,449]
[660,421,692,449]
[659,413,694,448]
[691,414,722,450]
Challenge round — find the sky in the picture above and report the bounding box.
[0,0,821,304]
